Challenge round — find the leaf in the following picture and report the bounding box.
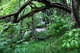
[21,48,27,52]
[62,43,66,47]
[0,25,3,30]
[62,40,66,42]
[74,33,78,37]
[70,40,75,47]
[66,43,70,48]
[74,40,79,47]
[0,38,5,41]
[72,29,77,31]
[0,42,7,46]
[75,37,78,40]
[3,26,8,29]
[68,37,74,42]
[23,42,28,45]
[6,39,11,42]
[68,31,72,36]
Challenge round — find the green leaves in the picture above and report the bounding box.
[32,1,45,7]
[47,16,74,36]
[0,25,3,32]
[0,42,7,46]
[0,38,11,48]
[62,28,80,48]
[0,0,18,16]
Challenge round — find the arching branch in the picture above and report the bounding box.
[0,0,71,23]
[0,0,32,21]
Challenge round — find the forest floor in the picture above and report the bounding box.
[25,36,80,53]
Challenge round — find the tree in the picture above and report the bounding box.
[71,0,80,27]
[0,0,71,23]
[0,0,71,32]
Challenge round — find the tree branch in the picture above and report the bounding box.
[0,0,71,23]
[51,2,71,13]
[16,6,48,22]
[0,13,15,19]
[0,0,32,22]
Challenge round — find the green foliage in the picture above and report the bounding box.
[0,0,79,53]
[47,16,74,36]
[12,42,28,53]
[0,25,3,32]
[21,36,80,53]
[62,28,80,49]
[0,37,12,53]
[0,33,28,53]
[32,1,45,7]
[36,31,49,37]
[0,0,18,16]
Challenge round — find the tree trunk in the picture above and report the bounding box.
[71,0,80,27]
[32,16,37,40]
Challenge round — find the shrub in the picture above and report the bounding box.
[62,28,80,49]
[47,16,74,36]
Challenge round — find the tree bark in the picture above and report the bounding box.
[71,0,80,27]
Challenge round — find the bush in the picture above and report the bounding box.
[62,28,80,49]
[47,16,74,36]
